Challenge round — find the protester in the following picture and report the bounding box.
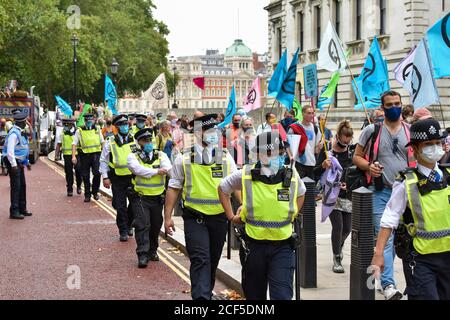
[402,104,414,124]
[235,117,256,168]
[155,120,174,159]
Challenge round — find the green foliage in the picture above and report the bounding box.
[0,0,170,109]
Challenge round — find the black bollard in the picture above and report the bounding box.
[299,177,317,288]
[350,187,375,300]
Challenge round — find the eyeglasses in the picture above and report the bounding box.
[392,137,399,154]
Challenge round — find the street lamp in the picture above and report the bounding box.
[110,57,119,83]
[71,33,79,111]
[172,66,178,109]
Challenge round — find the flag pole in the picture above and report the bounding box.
[438,102,446,128]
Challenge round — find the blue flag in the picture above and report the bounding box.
[218,86,236,129]
[105,74,118,115]
[268,50,288,97]
[353,37,390,110]
[317,83,334,111]
[426,12,450,78]
[276,48,299,110]
[54,96,73,117]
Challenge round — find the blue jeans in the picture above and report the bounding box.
[370,186,396,289]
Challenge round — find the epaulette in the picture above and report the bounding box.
[130,144,139,153]
[396,167,416,182]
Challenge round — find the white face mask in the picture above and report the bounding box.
[421,144,445,163]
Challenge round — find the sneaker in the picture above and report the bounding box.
[119,234,128,242]
[93,193,100,201]
[77,187,82,195]
[383,284,403,300]
[149,252,159,262]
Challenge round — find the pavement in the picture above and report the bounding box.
[47,151,406,300]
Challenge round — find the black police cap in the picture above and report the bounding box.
[189,114,218,131]
[134,128,153,141]
[112,114,129,126]
[135,114,147,121]
[406,118,448,147]
[253,131,287,153]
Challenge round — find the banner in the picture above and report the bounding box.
[218,86,236,129]
[54,96,73,117]
[268,50,288,97]
[276,48,300,110]
[303,64,318,99]
[426,12,450,78]
[318,21,348,72]
[104,74,118,116]
[394,46,417,86]
[193,77,205,90]
[292,97,303,121]
[142,73,169,110]
[243,77,262,112]
[404,39,441,110]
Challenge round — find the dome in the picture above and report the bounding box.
[224,39,252,58]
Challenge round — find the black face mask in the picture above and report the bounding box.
[106,121,112,126]
[232,122,240,129]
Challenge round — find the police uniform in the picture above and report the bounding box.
[72,114,104,202]
[127,128,172,267]
[167,114,237,300]
[99,114,135,241]
[219,132,306,300]
[130,114,149,137]
[379,119,450,300]
[56,119,82,196]
[2,111,32,219]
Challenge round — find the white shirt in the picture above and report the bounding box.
[380,164,444,229]
[99,134,133,179]
[288,122,321,166]
[256,122,272,135]
[55,127,76,145]
[168,143,238,190]
[6,125,24,167]
[219,166,306,197]
[127,151,172,179]
[72,127,104,146]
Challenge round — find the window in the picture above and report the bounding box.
[212,89,215,96]
[195,101,198,108]
[223,101,226,108]
[335,0,341,36]
[277,27,282,60]
[356,0,362,40]
[380,0,386,35]
[206,101,209,108]
[298,11,304,52]
[315,6,321,48]
[123,101,126,109]
[206,89,210,96]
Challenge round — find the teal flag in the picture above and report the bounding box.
[317,83,334,111]
[353,37,390,110]
[268,50,287,97]
[105,74,118,115]
[218,86,236,129]
[54,96,73,117]
[276,48,300,110]
[426,12,450,78]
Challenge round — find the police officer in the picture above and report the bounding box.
[72,114,104,202]
[55,118,82,196]
[100,114,135,241]
[372,118,450,300]
[218,132,306,300]
[127,128,172,267]
[2,111,32,219]
[164,114,237,300]
[130,114,148,137]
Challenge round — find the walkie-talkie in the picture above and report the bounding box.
[283,166,293,188]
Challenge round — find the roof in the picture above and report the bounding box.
[224,39,252,58]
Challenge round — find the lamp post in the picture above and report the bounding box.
[110,57,119,84]
[71,34,79,111]
[172,66,178,109]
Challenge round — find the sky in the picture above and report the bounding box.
[152,0,269,57]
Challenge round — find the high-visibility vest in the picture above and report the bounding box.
[108,135,134,176]
[2,127,29,162]
[78,128,101,154]
[132,152,165,196]
[62,133,76,156]
[404,169,450,255]
[241,164,299,241]
[182,149,230,215]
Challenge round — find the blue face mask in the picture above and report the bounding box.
[204,134,219,145]
[86,121,94,128]
[143,143,154,154]
[119,125,129,135]
[264,155,285,173]
[384,107,402,121]
[136,121,145,129]
[63,126,70,132]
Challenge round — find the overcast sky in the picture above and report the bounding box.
[152,0,269,57]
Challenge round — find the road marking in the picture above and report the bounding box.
[42,157,192,286]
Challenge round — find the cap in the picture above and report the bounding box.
[112,114,129,126]
[253,132,286,153]
[134,128,154,141]
[62,118,76,125]
[189,114,218,131]
[12,109,27,122]
[135,114,147,122]
[406,118,448,147]
[83,113,94,120]
[412,108,433,122]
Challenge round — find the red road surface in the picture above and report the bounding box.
[0,159,191,300]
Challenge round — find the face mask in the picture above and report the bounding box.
[143,143,154,154]
[204,134,219,145]
[421,144,445,163]
[269,118,276,125]
[119,125,129,135]
[336,138,349,149]
[263,155,285,173]
[374,116,385,124]
[106,121,112,126]
[405,116,414,124]
[384,107,402,121]
[243,127,253,133]
[86,121,94,128]
[171,119,178,127]
[232,122,240,129]
[136,121,145,129]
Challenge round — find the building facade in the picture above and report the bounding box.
[265,0,450,117]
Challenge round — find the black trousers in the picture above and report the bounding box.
[402,250,450,300]
[295,162,315,180]
[79,152,101,198]
[110,174,134,236]
[183,209,227,300]
[241,239,295,300]
[130,194,164,257]
[4,158,27,215]
[329,210,352,255]
[63,155,82,192]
